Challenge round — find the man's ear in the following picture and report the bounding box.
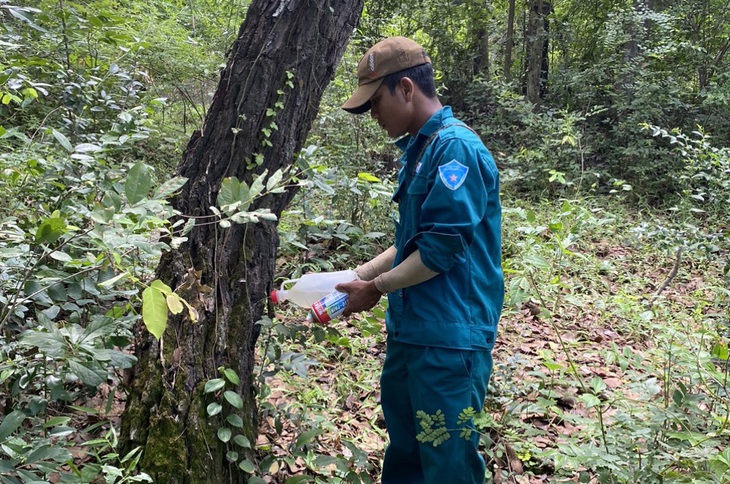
[399,77,415,101]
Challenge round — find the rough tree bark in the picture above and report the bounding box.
[503,0,515,81]
[119,0,364,482]
[524,0,545,105]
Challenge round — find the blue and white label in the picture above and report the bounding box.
[438,160,469,190]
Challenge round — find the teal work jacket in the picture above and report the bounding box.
[387,106,503,351]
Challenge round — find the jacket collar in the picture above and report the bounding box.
[394,106,454,156]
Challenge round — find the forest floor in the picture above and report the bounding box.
[253,232,726,483]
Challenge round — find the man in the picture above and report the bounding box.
[335,37,504,483]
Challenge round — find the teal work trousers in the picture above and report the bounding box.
[380,336,493,484]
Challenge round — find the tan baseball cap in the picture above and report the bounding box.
[342,36,431,114]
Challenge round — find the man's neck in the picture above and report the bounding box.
[408,97,443,137]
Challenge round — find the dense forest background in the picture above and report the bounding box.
[1,0,729,482]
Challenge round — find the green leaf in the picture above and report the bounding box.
[0,410,26,441]
[249,173,265,199]
[224,390,243,409]
[154,176,188,199]
[712,342,729,361]
[295,428,325,448]
[52,129,73,152]
[125,162,152,205]
[522,254,551,271]
[98,272,127,287]
[266,169,283,191]
[238,458,255,473]
[150,279,173,295]
[221,367,240,385]
[226,414,244,428]
[142,286,167,339]
[43,417,71,428]
[217,427,232,443]
[35,216,66,244]
[67,360,105,387]
[233,434,251,448]
[204,378,225,394]
[206,403,222,416]
[579,393,601,409]
[358,172,381,183]
[25,444,71,464]
[217,177,242,207]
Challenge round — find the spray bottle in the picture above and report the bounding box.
[270,270,357,316]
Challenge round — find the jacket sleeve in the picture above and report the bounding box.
[405,134,497,273]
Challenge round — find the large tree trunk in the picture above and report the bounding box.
[119,1,364,482]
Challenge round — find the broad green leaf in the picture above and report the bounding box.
[21,329,65,358]
[358,172,381,182]
[204,378,225,394]
[589,377,607,393]
[579,393,601,409]
[266,169,283,191]
[74,143,102,153]
[67,360,105,387]
[142,286,167,340]
[154,176,188,199]
[217,427,232,443]
[712,342,729,361]
[98,272,127,287]
[43,417,71,428]
[522,254,551,271]
[25,444,71,464]
[217,177,242,207]
[247,477,267,484]
[206,403,222,416]
[295,428,325,448]
[249,172,265,199]
[224,390,243,409]
[81,316,117,342]
[49,250,73,262]
[221,367,240,385]
[125,162,152,205]
[52,129,73,152]
[150,279,173,295]
[233,434,251,448]
[35,216,66,244]
[226,414,244,428]
[238,459,255,473]
[0,410,26,441]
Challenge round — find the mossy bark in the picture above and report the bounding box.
[119,1,365,482]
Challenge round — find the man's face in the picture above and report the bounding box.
[368,81,409,139]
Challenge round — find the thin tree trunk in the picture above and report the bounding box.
[119,1,364,482]
[504,0,516,81]
[525,0,544,105]
[540,1,552,98]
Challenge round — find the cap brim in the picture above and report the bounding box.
[341,79,383,114]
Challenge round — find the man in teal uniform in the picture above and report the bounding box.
[335,36,503,483]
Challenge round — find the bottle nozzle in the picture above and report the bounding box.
[270,289,281,304]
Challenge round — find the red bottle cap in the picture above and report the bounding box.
[269,290,279,304]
